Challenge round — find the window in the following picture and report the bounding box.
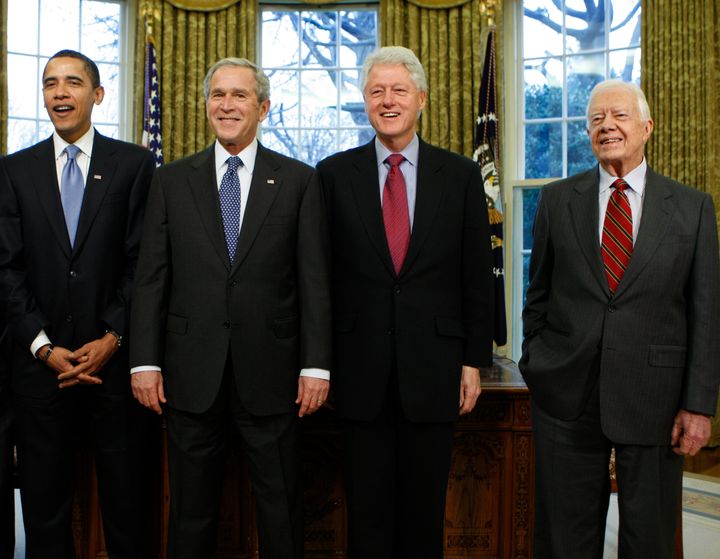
[508,0,641,358]
[6,0,124,153]
[259,6,379,165]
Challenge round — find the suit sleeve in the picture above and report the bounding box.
[461,162,494,368]
[99,149,155,337]
[682,193,720,415]
[0,160,50,348]
[521,188,552,345]
[296,168,332,370]
[129,170,171,368]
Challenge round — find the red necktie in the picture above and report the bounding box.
[601,178,633,294]
[382,154,410,275]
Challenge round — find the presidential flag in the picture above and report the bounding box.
[142,25,164,167]
[473,28,507,347]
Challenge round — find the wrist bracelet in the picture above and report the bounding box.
[39,344,54,362]
[106,329,123,348]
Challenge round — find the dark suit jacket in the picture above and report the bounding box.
[129,143,331,416]
[519,166,720,444]
[317,138,493,423]
[0,132,155,397]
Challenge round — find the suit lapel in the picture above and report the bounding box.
[232,144,281,272]
[29,138,71,257]
[613,169,674,297]
[73,132,118,253]
[568,167,608,294]
[349,142,396,276]
[186,146,230,269]
[401,140,443,274]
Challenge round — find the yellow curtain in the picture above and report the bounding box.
[0,0,7,155]
[134,0,256,162]
[380,0,500,157]
[642,1,720,445]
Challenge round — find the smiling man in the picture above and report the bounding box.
[0,50,155,558]
[129,58,331,559]
[316,46,493,558]
[519,80,720,558]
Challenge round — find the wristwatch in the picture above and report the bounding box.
[106,329,123,348]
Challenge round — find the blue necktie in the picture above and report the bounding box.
[219,156,243,264]
[60,145,84,247]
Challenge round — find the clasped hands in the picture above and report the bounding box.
[37,332,120,388]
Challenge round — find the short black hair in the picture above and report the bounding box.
[45,49,101,89]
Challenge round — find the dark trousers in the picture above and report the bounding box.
[14,386,145,559]
[343,384,455,559]
[0,390,13,559]
[532,382,684,559]
[165,363,301,559]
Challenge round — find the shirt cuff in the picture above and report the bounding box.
[300,368,330,381]
[130,365,162,375]
[31,330,52,357]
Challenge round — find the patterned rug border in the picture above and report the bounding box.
[682,475,720,522]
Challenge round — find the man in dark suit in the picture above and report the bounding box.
[0,50,155,558]
[316,46,493,558]
[519,80,720,558]
[129,57,331,559]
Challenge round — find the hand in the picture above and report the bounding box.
[296,376,329,417]
[671,409,711,456]
[131,371,166,415]
[37,344,83,376]
[57,333,118,388]
[459,365,482,415]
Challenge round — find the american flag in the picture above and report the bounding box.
[473,28,507,347]
[142,27,164,167]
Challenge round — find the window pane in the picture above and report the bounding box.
[40,0,80,55]
[300,70,338,128]
[340,71,367,126]
[524,58,562,120]
[261,128,299,160]
[8,54,39,119]
[95,124,118,139]
[339,128,374,151]
[300,128,337,165]
[523,0,563,57]
[92,63,119,124]
[8,0,38,53]
[7,119,38,154]
[567,120,595,175]
[340,11,377,67]
[565,0,605,53]
[262,12,299,68]
[522,188,541,249]
[610,0,641,50]
[82,1,121,63]
[301,12,336,68]
[567,53,604,117]
[525,122,562,179]
[267,70,300,128]
[609,48,641,83]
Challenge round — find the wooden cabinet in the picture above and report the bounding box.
[72,358,533,558]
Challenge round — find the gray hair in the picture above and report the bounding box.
[586,79,651,123]
[362,46,428,93]
[203,58,271,103]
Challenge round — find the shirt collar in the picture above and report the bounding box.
[374,135,419,169]
[598,158,647,196]
[214,138,258,175]
[53,127,95,160]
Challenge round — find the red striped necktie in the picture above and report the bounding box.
[601,178,633,294]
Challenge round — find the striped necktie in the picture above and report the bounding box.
[601,178,633,294]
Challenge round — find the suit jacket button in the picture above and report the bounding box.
[66,314,73,322]
[393,285,401,294]
[608,305,616,313]
[223,321,231,329]
[229,280,238,287]
[69,270,77,278]
[387,329,394,335]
